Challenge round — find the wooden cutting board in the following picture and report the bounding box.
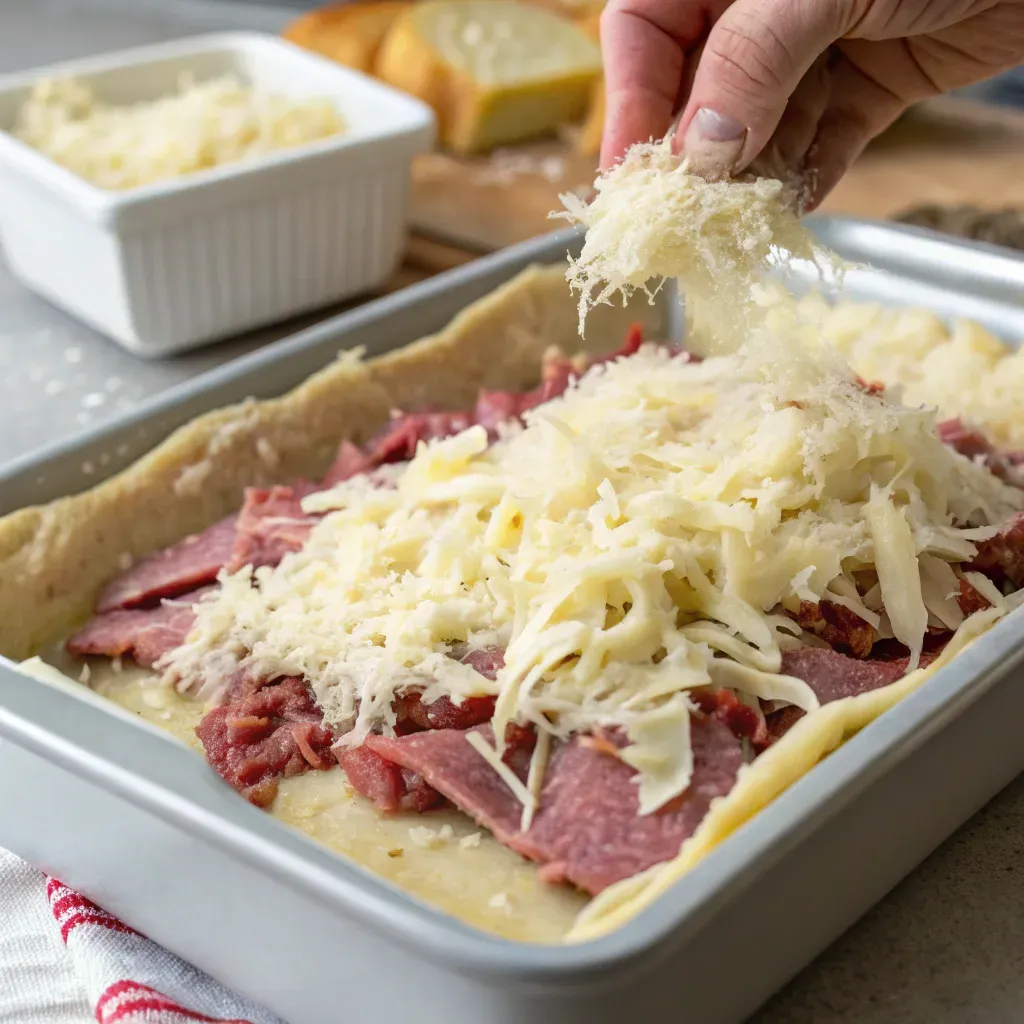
[408,97,1024,257]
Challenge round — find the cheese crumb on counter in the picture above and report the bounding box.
[13,75,346,191]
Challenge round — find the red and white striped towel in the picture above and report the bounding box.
[0,849,283,1024]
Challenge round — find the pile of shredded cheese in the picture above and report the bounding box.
[747,286,1024,449]
[13,75,345,190]
[555,138,833,349]
[163,331,1023,820]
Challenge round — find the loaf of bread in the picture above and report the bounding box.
[375,0,602,154]
[283,2,412,74]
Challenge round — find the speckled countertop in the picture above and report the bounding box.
[2,2,1024,1021]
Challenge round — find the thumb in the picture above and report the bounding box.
[675,0,848,178]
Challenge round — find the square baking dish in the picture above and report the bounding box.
[0,31,435,357]
[2,221,1024,1024]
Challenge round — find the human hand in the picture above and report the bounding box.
[600,0,1024,207]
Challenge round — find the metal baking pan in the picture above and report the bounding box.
[1,219,1024,1024]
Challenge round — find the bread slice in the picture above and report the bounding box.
[574,10,604,156]
[283,2,413,75]
[375,0,602,154]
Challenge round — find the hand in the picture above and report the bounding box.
[600,0,1024,207]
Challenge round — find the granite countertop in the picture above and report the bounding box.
[1,2,1024,1021]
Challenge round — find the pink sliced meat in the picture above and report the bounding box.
[96,516,237,613]
[226,484,320,574]
[394,693,498,734]
[958,577,991,616]
[67,586,213,667]
[780,646,910,704]
[795,600,874,659]
[970,511,1024,587]
[364,725,535,840]
[938,418,1024,485]
[335,745,442,813]
[690,687,767,748]
[195,675,335,807]
[371,410,474,464]
[520,719,741,894]
[322,440,373,487]
[365,717,741,895]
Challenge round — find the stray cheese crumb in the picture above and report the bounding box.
[488,892,512,912]
[408,824,456,849]
[459,832,483,850]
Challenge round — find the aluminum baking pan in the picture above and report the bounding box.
[1,219,1024,1024]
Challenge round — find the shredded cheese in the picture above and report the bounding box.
[162,335,1024,816]
[554,138,833,349]
[14,75,345,191]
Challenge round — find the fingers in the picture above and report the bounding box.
[599,0,725,168]
[801,47,909,210]
[759,50,832,180]
[675,0,849,176]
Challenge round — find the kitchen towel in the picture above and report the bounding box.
[0,848,282,1024]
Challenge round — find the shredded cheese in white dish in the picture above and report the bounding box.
[13,74,346,191]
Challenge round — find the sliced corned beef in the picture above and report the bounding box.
[970,511,1024,587]
[394,693,498,734]
[690,687,767,748]
[195,675,334,807]
[335,745,442,813]
[938,418,1024,485]
[370,410,475,464]
[365,718,741,895]
[958,577,991,616]
[226,484,320,573]
[67,586,213,667]
[322,441,373,487]
[364,725,534,839]
[520,719,741,894]
[795,600,875,659]
[763,705,806,747]
[449,643,505,680]
[780,646,910,704]
[96,516,236,613]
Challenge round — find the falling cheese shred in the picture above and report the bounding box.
[554,138,834,350]
[466,731,538,819]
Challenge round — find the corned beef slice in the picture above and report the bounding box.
[195,676,334,808]
[96,516,236,612]
[226,484,320,573]
[67,586,214,667]
[970,511,1024,587]
[365,718,742,895]
[938,418,1024,484]
[795,601,874,659]
[958,577,991,616]
[322,440,372,486]
[690,687,767,748]
[335,746,442,813]
[780,647,909,704]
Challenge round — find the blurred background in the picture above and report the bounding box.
[2,0,1024,464]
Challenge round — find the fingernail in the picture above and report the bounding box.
[691,108,746,142]
[678,107,747,181]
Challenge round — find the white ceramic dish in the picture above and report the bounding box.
[0,32,436,357]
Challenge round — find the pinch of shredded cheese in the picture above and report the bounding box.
[554,138,833,349]
[162,334,1024,817]
[14,75,345,191]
